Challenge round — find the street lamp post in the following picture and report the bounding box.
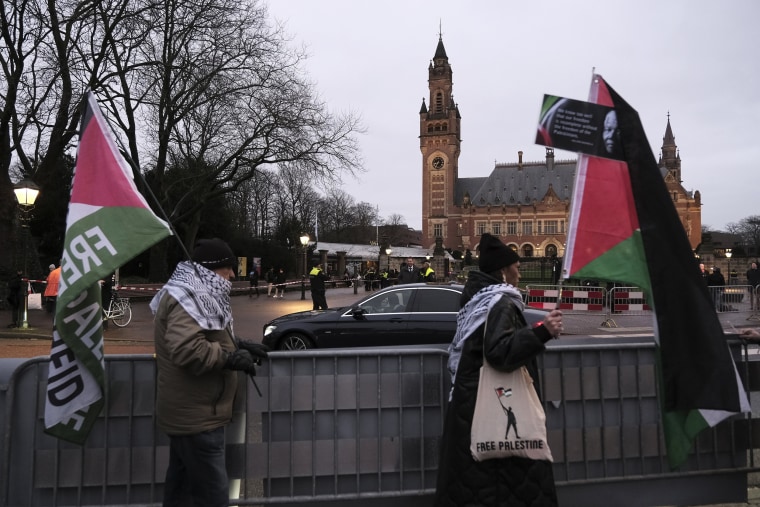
[13,178,40,330]
[300,233,309,300]
[385,246,392,272]
[726,249,732,286]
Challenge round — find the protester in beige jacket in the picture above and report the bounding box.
[151,238,268,507]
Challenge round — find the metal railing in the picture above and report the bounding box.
[1,340,759,506]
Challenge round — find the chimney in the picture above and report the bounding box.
[518,151,523,169]
[546,147,554,170]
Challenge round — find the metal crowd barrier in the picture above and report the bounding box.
[2,341,759,507]
[527,285,760,329]
[602,286,653,327]
[709,284,754,314]
[750,285,760,322]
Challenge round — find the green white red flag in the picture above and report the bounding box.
[559,75,749,469]
[44,92,172,444]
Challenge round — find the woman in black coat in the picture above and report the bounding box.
[435,234,563,507]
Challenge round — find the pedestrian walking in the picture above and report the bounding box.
[435,233,562,506]
[309,261,328,310]
[248,268,260,298]
[274,268,286,298]
[265,267,275,297]
[150,238,269,507]
[6,270,24,328]
[44,263,62,314]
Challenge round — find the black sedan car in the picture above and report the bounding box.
[262,283,548,350]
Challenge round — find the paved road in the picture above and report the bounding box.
[1,285,368,343]
[4,283,759,345]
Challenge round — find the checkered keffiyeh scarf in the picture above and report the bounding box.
[150,261,233,331]
[447,283,524,399]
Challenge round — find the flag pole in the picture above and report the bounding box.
[117,146,265,395]
[98,106,265,396]
[86,90,190,261]
[555,271,564,339]
[118,149,193,262]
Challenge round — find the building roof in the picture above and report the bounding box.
[456,159,576,206]
[309,242,454,262]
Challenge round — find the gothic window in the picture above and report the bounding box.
[545,244,558,257]
[435,124,441,131]
[436,92,444,113]
[433,223,443,237]
[427,125,434,133]
[506,221,517,235]
[492,222,501,236]
[545,220,558,234]
[537,220,542,234]
[477,222,487,235]
[522,221,533,235]
[442,123,448,131]
[523,245,534,257]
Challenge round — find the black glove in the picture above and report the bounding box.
[224,349,258,375]
[235,338,270,363]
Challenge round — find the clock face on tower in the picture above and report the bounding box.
[432,156,445,169]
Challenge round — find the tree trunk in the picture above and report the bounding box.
[148,239,169,282]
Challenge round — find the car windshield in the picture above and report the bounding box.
[357,288,414,314]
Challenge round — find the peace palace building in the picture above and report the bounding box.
[419,37,701,257]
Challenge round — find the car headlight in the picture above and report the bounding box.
[264,325,277,337]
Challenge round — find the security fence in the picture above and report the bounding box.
[526,285,760,330]
[3,340,760,507]
[525,285,605,314]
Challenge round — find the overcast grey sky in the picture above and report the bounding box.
[267,0,759,232]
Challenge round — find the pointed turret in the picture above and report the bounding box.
[434,36,448,61]
[662,113,677,159]
[659,113,681,183]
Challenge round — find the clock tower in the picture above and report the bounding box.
[419,35,461,247]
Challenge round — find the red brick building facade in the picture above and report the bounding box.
[419,37,701,256]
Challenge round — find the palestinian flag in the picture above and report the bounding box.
[561,75,749,469]
[44,92,172,444]
[495,387,512,398]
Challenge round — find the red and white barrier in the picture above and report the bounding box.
[610,289,652,313]
[526,287,605,312]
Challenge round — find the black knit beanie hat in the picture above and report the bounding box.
[191,238,236,271]
[478,233,520,273]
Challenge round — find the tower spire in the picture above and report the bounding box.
[660,113,680,182]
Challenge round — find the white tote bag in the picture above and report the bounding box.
[469,307,553,462]
[470,363,553,462]
[27,293,43,311]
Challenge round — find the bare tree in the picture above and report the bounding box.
[383,213,408,247]
[273,162,321,241]
[1,0,364,280]
[318,188,356,242]
[727,215,760,256]
[0,0,113,270]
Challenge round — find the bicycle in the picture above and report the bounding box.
[103,294,132,327]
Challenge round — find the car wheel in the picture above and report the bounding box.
[279,333,314,351]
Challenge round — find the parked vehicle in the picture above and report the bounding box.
[262,283,547,350]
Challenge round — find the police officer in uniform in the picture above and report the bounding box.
[309,261,328,310]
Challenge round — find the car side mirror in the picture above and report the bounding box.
[351,306,367,320]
